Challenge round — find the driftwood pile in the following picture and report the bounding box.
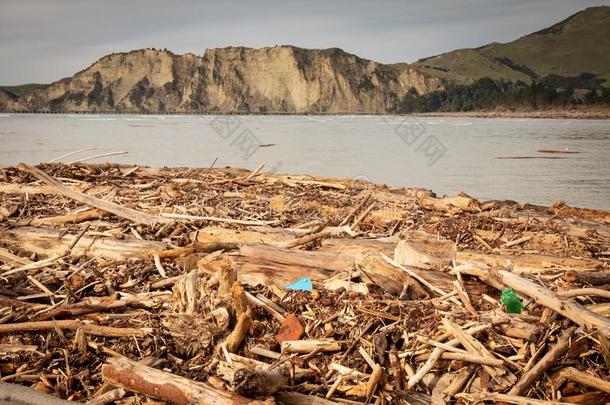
[0,163,609,405]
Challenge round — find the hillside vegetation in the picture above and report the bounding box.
[412,6,610,86]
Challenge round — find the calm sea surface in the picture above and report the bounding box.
[1,114,609,210]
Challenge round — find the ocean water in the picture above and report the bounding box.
[0,114,609,210]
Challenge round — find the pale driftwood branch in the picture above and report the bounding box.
[508,327,576,396]
[161,212,280,226]
[456,392,571,404]
[553,366,610,394]
[406,323,492,389]
[557,288,610,300]
[497,269,610,332]
[68,150,128,164]
[18,163,171,226]
[281,339,341,354]
[0,320,147,337]
[47,146,98,163]
[457,263,610,332]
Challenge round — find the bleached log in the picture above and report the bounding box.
[0,226,166,261]
[394,231,456,270]
[456,250,602,274]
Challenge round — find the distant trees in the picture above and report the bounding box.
[397,73,610,112]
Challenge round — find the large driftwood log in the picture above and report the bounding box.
[0,226,166,260]
[192,226,297,245]
[419,194,481,214]
[355,254,429,297]
[234,244,457,294]
[102,355,272,405]
[18,163,171,226]
[394,231,456,270]
[319,237,396,257]
[564,270,610,285]
[0,183,57,194]
[456,250,603,274]
[239,244,353,272]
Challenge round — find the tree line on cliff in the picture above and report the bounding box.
[396,73,610,113]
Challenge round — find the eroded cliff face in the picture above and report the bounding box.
[1,46,443,113]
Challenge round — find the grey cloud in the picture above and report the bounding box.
[1,0,609,84]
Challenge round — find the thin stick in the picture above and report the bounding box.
[508,327,576,396]
[406,324,491,389]
[47,147,98,163]
[243,162,265,181]
[68,151,128,164]
[0,320,147,337]
[457,392,571,404]
[161,212,279,226]
[153,254,168,278]
[557,288,610,300]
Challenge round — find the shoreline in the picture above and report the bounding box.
[2,109,610,119]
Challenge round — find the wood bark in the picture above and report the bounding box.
[0,319,146,337]
[553,367,610,394]
[101,355,270,404]
[29,208,111,226]
[564,270,610,286]
[233,366,290,397]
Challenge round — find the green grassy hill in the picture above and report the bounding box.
[412,6,610,86]
[0,83,50,97]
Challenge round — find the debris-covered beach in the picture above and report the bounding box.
[0,163,609,404]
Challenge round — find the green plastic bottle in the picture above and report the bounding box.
[501,288,523,314]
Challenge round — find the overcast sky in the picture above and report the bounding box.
[1,0,609,85]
